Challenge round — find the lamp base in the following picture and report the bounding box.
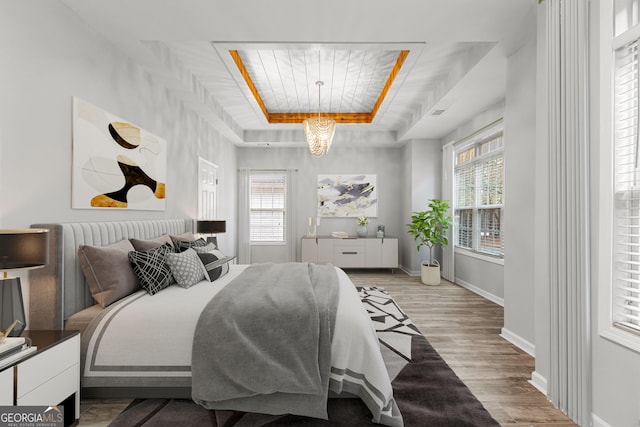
[205,235,218,248]
[0,277,26,336]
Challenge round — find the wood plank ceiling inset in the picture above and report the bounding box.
[230,49,409,124]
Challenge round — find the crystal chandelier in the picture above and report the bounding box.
[303,81,336,157]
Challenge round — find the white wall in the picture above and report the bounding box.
[503,34,537,350]
[533,2,551,393]
[237,145,412,266]
[0,1,237,324]
[443,103,505,300]
[403,139,443,274]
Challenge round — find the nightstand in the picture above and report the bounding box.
[0,330,80,427]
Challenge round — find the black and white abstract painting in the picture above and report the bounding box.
[317,174,377,217]
[72,97,167,210]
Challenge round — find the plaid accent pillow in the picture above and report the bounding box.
[128,243,175,295]
[196,248,231,282]
[165,248,206,288]
[173,237,208,253]
[191,243,216,254]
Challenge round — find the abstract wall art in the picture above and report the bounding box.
[72,97,167,210]
[317,174,377,217]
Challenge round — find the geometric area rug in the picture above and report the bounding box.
[109,287,499,427]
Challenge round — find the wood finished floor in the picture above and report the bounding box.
[78,270,577,427]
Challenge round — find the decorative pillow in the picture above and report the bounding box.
[173,237,208,253]
[196,248,231,282]
[130,235,173,251]
[78,239,140,307]
[191,243,216,254]
[170,232,198,249]
[128,243,176,295]
[165,248,206,289]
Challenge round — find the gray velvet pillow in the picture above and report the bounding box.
[78,239,140,307]
[130,235,173,251]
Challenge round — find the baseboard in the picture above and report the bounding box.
[454,277,504,306]
[401,270,506,310]
[500,327,535,356]
[400,265,420,276]
[528,370,547,395]
[592,413,612,427]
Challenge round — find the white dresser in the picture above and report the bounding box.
[301,236,398,270]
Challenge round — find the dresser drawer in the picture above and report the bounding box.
[333,240,365,267]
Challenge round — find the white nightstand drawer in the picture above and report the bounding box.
[16,335,79,400]
[0,368,13,405]
[17,364,78,406]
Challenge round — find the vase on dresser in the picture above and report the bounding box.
[356,224,368,237]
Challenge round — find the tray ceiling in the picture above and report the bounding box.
[229,48,408,123]
[59,0,536,147]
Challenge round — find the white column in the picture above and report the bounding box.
[545,1,591,424]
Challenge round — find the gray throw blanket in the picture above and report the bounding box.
[191,262,339,420]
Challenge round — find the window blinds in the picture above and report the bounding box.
[249,174,286,242]
[455,166,474,249]
[614,38,640,333]
[478,156,504,255]
[453,133,504,256]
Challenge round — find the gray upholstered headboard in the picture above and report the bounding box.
[28,219,193,330]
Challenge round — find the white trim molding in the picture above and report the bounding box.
[500,327,535,357]
[529,371,548,395]
[455,277,504,306]
[591,414,613,427]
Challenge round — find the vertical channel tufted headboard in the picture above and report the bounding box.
[28,219,193,330]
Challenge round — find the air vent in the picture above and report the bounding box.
[431,109,446,116]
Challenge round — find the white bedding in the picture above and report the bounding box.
[79,264,401,426]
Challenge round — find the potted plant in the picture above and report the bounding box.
[356,215,369,237]
[407,199,453,285]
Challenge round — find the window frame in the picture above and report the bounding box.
[599,0,640,353]
[248,172,287,244]
[453,130,505,261]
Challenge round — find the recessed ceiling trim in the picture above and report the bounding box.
[370,50,409,121]
[229,49,270,120]
[229,49,410,124]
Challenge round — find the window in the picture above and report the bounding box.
[613,34,640,335]
[600,1,640,351]
[454,132,504,257]
[249,173,286,242]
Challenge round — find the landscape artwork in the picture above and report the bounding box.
[72,97,167,210]
[317,174,378,217]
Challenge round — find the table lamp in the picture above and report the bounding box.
[0,229,49,337]
[196,220,226,248]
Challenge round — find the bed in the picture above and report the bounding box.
[28,219,403,426]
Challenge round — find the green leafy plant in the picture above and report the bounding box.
[407,199,453,267]
[356,215,369,225]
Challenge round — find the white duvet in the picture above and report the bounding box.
[81,264,402,426]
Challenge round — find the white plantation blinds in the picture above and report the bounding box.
[454,132,504,257]
[614,38,640,333]
[250,173,286,242]
[455,165,474,249]
[478,156,504,255]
